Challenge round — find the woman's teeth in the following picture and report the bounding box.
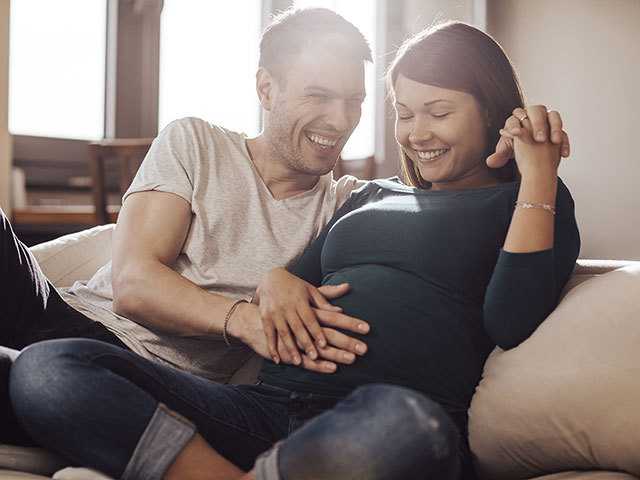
[417,148,449,161]
[307,133,338,148]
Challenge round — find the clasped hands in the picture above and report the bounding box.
[237,105,570,374]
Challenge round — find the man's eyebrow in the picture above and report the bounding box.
[304,86,366,99]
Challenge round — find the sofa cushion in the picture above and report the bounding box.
[30,224,115,288]
[53,467,114,479]
[0,471,52,479]
[0,445,67,477]
[469,265,640,479]
[532,473,639,480]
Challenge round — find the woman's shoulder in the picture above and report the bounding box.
[346,176,412,201]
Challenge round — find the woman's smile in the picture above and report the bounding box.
[414,148,450,162]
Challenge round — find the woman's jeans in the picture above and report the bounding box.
[10,339,475,480]
[0,208,128,445]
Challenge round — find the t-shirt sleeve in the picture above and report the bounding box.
[288,182,372,286]
[122,118,199,206]
[483,177,581,350]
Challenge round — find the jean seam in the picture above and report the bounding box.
[83,351,276,444]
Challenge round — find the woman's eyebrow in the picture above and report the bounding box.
[424,99,453,107]
[395,99,453,108]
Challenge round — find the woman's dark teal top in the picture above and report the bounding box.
[259,177,580,417]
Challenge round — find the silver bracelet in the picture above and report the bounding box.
[223,299,248,347]
[514,201,556,215]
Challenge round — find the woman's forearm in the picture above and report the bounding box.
[503,172,558,253]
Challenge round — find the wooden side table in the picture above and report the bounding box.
[88,138,154,225]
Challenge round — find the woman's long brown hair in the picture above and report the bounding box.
[387,21,525,188]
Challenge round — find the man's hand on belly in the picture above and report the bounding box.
[252,268,370,372]
[228,302,368,374]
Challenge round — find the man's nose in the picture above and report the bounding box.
[325,100,356,133]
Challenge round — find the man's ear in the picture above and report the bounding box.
[256,67,276,111]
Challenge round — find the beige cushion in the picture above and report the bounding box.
[0,445,66,476]
[52,467,114,480]
[469,265,640,479]
[532,473,639,480]
[30,224,115,288]
[0,471,52,479]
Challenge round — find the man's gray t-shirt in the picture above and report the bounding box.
[61,117,363,381]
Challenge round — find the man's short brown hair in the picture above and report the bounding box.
[259,7,372,83]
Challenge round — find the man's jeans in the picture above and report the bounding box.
[10,338,475,480]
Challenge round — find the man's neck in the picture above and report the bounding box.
[246,136,322,200]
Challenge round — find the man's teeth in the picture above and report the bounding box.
[307,133,338,148]
[417,148,449,160]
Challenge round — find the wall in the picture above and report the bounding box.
[487,0,640,260]
[0,0,10,213]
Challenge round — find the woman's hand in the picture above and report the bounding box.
[255,267,369,367]
[487,105,570,170]
[228,301,368,374]
[498,106,563,179]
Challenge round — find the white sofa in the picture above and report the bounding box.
[1,225,639,480]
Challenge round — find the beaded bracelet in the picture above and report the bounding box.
[515,201,556,215]
[223,299,248,347]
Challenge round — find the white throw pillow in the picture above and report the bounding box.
[30,224,115,287]
[469,265,640,479]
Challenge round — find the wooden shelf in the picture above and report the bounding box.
[12,205,119,226]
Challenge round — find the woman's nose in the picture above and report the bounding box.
[409,117,434,144]
[409,128,433,144]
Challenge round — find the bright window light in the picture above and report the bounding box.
[294,0,376,159]
[159,1,261,135]
[9,0,107,140]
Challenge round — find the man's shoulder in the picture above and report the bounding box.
[160,117,244,143]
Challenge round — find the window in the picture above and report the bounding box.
[9,0,385,193]
[158,0,262,135]
[294,0,376,159]
[9,0,107,139]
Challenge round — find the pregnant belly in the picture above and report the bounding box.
[315,265,485,404]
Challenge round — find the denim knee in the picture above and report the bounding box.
[10,340,87,438]
[10,339,154,453]
[277,384,461,480]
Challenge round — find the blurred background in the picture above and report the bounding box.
[0,0,638,260]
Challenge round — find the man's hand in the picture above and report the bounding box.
[255,268,369,365]
[228,302,368,374]
[487,105,570,169]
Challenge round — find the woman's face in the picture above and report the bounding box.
[394,74,497,190]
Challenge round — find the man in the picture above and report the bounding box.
[2,7,371,381]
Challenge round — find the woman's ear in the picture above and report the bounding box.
[256,67,276,112]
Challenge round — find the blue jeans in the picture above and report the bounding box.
[10,339,475,480]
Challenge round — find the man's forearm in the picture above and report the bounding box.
[112,259,250,337]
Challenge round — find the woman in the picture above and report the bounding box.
[8,21,579,480]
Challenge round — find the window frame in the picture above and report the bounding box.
[12,0,392,189]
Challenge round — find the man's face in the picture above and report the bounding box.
[265,45,366,176]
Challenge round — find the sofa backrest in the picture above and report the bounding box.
[30,223,639,291]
